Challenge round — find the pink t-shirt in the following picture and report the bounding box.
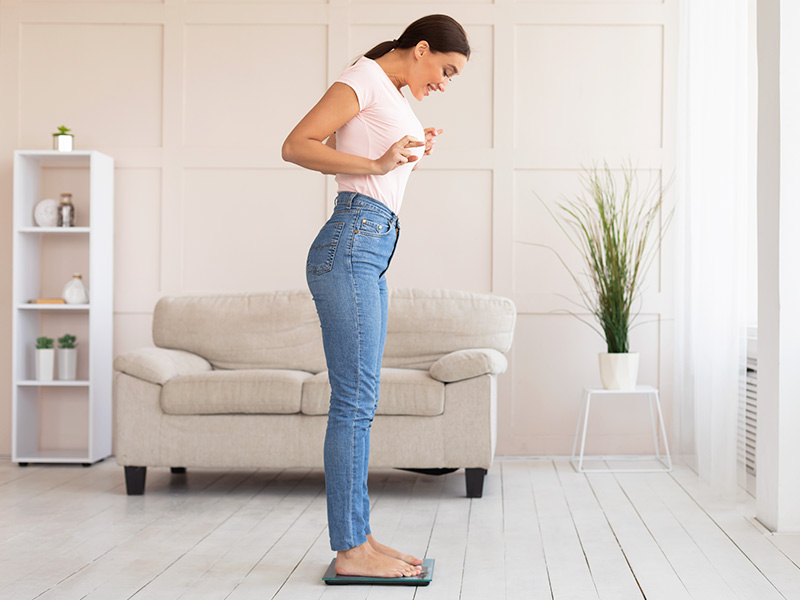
[334,56,425,214]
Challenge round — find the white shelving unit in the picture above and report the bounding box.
[11,150,114,466]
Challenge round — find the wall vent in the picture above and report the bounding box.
[737,330,757,496]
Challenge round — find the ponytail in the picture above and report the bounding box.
[364,39,400,60]
[358,14,470,63]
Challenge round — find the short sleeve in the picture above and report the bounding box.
[335,59,378,112]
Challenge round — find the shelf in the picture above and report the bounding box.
[15,150,96,167]
[18,304,90,310]
[13,149,114,465]
[18,227,90,233]
[17,380,90,387]
[14,449,91,463]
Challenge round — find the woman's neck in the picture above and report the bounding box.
[373,50,410,92]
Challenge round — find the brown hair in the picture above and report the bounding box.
[362,14,470,62]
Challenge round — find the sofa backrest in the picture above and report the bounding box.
[382,288,516,370]
[152,288,516,373]
[153,290,327,373]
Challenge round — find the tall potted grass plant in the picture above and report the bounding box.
[539,161,673,389]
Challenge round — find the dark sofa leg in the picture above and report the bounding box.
[125,466,147,495]
[465,468,487,498]
[171,467,186,474]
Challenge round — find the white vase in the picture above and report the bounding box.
[35,348,55,381]
[598,352,640,390]
[62,273,89,304]
[57,347,77,380]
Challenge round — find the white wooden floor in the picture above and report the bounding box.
[1,457,800,600]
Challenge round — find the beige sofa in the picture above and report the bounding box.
[113,288,516,497]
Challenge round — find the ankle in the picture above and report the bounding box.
[338,541,371,558]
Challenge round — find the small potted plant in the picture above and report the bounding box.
[537,160,674,389]
[57,334,78,380]
[35,336,55,381]
[53,125,74,151]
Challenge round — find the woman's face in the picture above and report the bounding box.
[409,43,468,102]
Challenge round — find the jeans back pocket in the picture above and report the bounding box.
[307,221,345,275]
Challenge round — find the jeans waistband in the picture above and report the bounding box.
[334,192,397,222]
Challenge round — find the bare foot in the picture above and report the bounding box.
[336,542,423,578]
[367,533,423,566]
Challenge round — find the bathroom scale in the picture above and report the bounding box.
[322,558,435,586]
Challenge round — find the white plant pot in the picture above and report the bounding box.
[35,348,55,381]
[57,348,77,380]
[598,352,639,390]
[53,134,73,151]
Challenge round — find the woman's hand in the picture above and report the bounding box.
[423,127,443,156]
[372,136,425,175]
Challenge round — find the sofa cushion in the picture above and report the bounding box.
[161,369,311,415]
[301,367,444,416]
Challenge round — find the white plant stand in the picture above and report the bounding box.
[571,385,672,473]
[11,150,114,466]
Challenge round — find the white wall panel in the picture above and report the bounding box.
[181,168,326,292]
[390,169,492,292]
[19,24,163,150]
[184,24,327,150]
[114,169,162,314]
[514,24,663,152]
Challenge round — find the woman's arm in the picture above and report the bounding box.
[282,83,423,176]
[282,83,377,176]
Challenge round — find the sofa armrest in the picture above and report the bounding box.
[113,347,212,385]
[429,348,508,383]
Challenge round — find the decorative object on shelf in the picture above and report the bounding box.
[53,125,74,151]
[35,336,55,381]
[536,160,674,390]
[62,273,89,304]
[57,193,75,227]
[57,334,78,380]
[33,198,59,227]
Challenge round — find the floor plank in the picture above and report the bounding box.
[586,469,692,600]
[459,465,506,600]
[529,461,598,599]
[415,468,471,600]
[501,460,552,599]
[553,460,643,599]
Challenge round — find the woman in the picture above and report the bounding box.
[282,14,470,579]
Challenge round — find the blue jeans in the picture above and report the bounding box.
[306,191,401,551]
